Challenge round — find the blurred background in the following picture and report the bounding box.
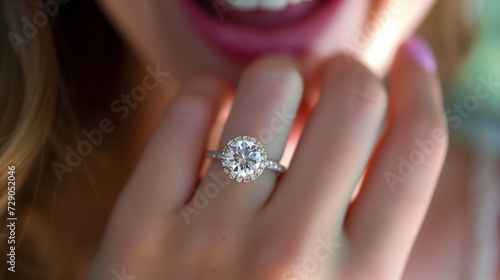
[419,0,500,278]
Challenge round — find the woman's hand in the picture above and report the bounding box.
[88,37,448,280]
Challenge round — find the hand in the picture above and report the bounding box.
[88,37,448,280]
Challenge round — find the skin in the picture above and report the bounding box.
[83,0,456,279]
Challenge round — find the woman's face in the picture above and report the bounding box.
[96,0,435,83]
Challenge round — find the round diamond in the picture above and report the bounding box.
[221,136,267,182]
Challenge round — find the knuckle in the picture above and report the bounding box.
[324,56,387,117]
[395,113,449,170]
[401,109,448,146]
[249,68,303,109]
[169,94,212,126]
[241,55,303,106]
[345,73,387,115]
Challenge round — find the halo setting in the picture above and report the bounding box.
[221,136,267,182]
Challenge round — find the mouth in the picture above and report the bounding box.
[179,0,346,62]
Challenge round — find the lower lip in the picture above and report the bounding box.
[179,0,345,62]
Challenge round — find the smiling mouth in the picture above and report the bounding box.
[195,0,325,28]
[199,0,324,12]
[179,0,345,61]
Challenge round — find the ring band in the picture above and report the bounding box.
[206,136,285,182]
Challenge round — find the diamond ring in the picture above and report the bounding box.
[206,136,285,182]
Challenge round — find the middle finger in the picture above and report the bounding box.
[268,55,387,236]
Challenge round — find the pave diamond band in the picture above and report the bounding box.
[206,152,285,173]
[206,136,285,183]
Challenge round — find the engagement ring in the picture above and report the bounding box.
[206,136,285,183]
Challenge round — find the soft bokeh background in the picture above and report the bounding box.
[418,0,500,278]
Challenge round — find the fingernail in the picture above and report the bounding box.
[404,35,437,73]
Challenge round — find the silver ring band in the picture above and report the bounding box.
[206,151,285,173]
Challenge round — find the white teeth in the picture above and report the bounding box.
[259,0,288,11]
[224,0,258,11]
[221,0,311,11]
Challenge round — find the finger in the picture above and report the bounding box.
[344,36,448,279]
[91,76,231,275]
[267,55,387,236]
[111,76,231,226]
[190,54,303,221]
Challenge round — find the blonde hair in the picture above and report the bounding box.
[0,1,59,209]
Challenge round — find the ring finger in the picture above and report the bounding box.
[188,54,304,222]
